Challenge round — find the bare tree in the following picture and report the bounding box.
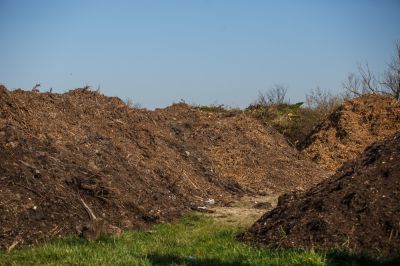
[306,87,344,114]
[342,63,380,96]
[381,43,400,99]
[125,97,142,108]
[256,84,288,105]
[342,72,361,96]
[343,42,400,100]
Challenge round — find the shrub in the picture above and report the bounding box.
[246,102,311,146]
[192,104,242,116]
[248,88,346,146]
[255,85,288,105]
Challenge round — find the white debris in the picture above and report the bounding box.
[205,198,215,205]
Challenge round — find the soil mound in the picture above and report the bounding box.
[159,104,326,194]
[301,94,400,171]
[240,132,400,257]
[0,86,325,249]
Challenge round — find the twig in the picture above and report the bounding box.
[183,171,199,190]
[80,198,97,220]
[6,239,20,253]
[12,182,42,197]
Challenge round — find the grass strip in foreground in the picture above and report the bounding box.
[0,214,398,266]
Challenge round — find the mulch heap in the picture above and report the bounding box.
[0,85,325,250]
[240,132,400,257]
[300,94,400,171]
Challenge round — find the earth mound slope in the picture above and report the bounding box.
[0,86,325,249]
[158,103,326,194]
[240,132,400,257]
[300,94,400,171]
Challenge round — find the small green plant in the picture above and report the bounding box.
[278,225,287,239]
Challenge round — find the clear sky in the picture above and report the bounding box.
[0,0,399,109]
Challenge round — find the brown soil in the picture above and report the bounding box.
[240,132,400,257]
[301,94,400,171]
[0,85,325,250]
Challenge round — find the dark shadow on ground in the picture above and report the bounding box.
[326,251,400,266]
[147,253,250,266]
[146,252,400,266]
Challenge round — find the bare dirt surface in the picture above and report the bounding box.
[301,94,400,171]
[240,132,400,257]
[206,195,278,227]
[0,86,326,250]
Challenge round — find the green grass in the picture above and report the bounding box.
[0,214,398,266]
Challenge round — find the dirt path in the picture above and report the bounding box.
[205,195,279,227]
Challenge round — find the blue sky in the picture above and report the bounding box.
[0,0,399,108]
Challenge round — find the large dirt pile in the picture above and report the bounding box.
[0,86,325,249]
[301,94,400,171]
[159,104,326,194]
[240,132,400,257]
